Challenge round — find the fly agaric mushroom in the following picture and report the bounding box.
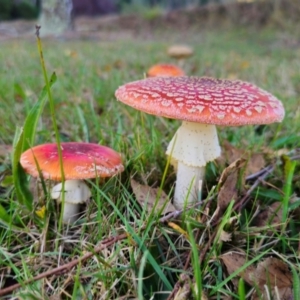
[20,142,124,223]
[167,45,194,67]
[115,76,285,209]
[147,63,185,77]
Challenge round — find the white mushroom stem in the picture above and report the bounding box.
[51,179,91,223]
[174,163,204,209]
[166,121,221,210]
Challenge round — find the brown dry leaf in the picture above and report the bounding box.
[217,140,266,176]
[221,252,256,286]
[251,257,293,300]
[130,179,175,214]
[219,230,232,243]
[252,202,282,228]
[217,158,246,215]
[217,140,246,166]
[171,274,192,300]
[247,153,266,176]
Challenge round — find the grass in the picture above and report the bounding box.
[0,19,299,299]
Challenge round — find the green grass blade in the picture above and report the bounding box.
[238,278,246,300]
[0,203,10,223]
[94,184,172,291]
[282,155,297,223]
[138,250,149,299]
[12,126,33,210]
[187,222,202,298]
[22,73,57,151]
[292,266,300,300]
[12,74,56,211]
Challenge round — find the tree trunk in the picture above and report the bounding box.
[38,0,73,36]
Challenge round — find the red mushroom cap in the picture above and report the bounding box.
[20,142,124,181]
[115,76,285,126]
[147,64,185,77]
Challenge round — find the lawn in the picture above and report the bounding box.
[0,16,299,299]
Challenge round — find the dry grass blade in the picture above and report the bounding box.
[0,232,128,297]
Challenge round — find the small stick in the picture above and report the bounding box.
[0,233,128,297]
[235,164,275,212]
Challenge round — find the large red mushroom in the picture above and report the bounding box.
[115,76,285,209]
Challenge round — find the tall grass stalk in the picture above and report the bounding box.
[35,26,65,239]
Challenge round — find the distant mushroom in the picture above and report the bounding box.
[20,142,124,223]
[115,76,285,209]
[147,63,185,77]
[167,45,194,66]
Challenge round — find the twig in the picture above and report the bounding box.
[245,153,300,181]
[0,233,128,297]
[235,164,275,212]
[245,165,274,181]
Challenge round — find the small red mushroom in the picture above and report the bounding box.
[20,142,124,223]
[147,63,185,77]
[115,76,285,209]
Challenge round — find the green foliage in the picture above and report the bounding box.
[12,126,34,210]
[238,278,246,300]
[12,0,39,20]
[0,0,39,20]
[0,0,13,20]
[11,74,56,211]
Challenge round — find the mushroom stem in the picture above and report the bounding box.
[61,202,81,223]
[173,163,205,210]
[51,179,91,224]
[166,121,221,209]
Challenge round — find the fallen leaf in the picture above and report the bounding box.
[35,205,46,219]
[168,222,189,240]
[219,230,232,243]
[247,153,266,176]
[217,141,266,176]
[252,202,282,228]
[217,158,246,216]
[251,257,293,300]
[130,179,175,214]
[172,274,194,300]
[222,253,293,299]
[221,251,256,286]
